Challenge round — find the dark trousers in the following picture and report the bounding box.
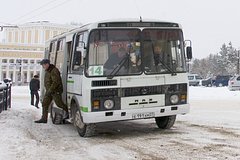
[42,92,68,120]
[31,91,39,107]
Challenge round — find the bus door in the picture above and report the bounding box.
[67,33,86,96]
[55,38,68,103]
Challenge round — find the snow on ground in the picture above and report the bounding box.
[179,86,240,130]
[0,86,240,160]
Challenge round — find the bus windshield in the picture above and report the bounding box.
[86,29,186,77]
[142,29,186,74]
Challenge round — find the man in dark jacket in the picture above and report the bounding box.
[35,59,68,123]
[29,75,40,108]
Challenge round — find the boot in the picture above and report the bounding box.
[34,118,47,123]
[62,111,69,120]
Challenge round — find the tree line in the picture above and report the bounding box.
[190,42,240,78]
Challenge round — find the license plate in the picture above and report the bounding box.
[132,112,155,119]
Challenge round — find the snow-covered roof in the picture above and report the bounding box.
[18,21,74,29]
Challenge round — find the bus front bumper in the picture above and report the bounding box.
[81,104,190,124]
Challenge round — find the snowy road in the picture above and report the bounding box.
[0,86,240,160]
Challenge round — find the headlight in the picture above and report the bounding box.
[104,99,114,109]
[170,95,179,104]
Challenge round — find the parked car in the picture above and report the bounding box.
[213,75,231,87]
[188,74,202,86]
[228,75,240,91]
[201,77,213,87]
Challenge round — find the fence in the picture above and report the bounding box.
[0,79,12,113]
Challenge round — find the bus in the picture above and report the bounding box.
[43,19,192,137]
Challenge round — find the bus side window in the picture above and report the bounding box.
[49,41,57,64]
[55,39,64,72]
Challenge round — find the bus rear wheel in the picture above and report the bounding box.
[155,115,176,129]
[72,103,95,137]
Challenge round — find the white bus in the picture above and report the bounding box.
[43,19,192,137]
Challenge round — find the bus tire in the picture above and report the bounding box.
[50,105,63,125]
[155,115,176,129]
[72,103,95,137]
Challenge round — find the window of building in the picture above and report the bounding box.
[21,31,25,43]
[8,32,12,43]
[45,30,50,41]
[23,59,28,64]
[23,72,27,83]
[30,60,35,64]
[2,59,7,63]
[2,72,6,79]
[9,59,14,63]
[16,59,22,64]
[15,31,19,43]
[36,60,41,64]
[30,72,34,78]
[9,72,13,81]
[35,30,39,44]
[28,30,32,44]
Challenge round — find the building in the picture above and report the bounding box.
[0,21,74,85]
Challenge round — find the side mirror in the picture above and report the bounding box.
[186,46,192,59]
[74,50,85,66]
[185,40,192,60]
[76,41,86,65]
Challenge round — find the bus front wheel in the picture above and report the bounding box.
[155,115,176,129]
[72,103,95,137]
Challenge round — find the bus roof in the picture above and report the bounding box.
[77,18,182,31]
[46,19,182,44]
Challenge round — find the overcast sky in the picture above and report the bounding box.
[1,0,240,59]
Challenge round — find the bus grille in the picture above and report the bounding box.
[122,86,162,97]
[92,80,117,87]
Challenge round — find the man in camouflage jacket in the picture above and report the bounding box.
[35,59,68,123]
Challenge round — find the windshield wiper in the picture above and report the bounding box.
[107,54,129,79]
[151,43,176,76]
